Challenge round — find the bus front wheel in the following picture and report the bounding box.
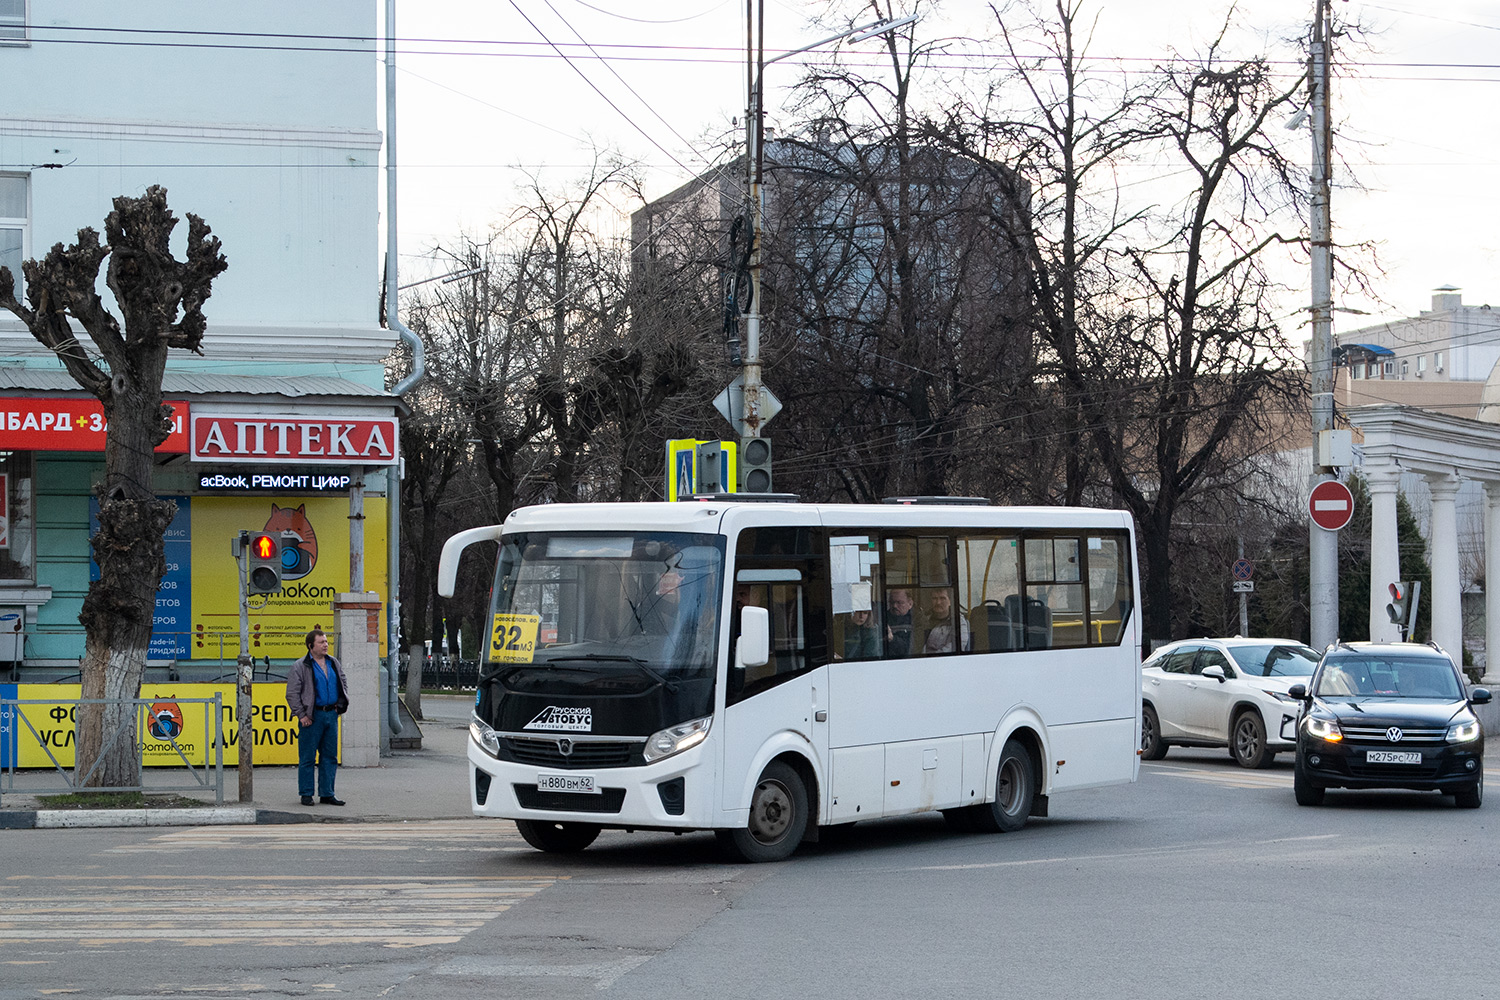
[718,761,809,863]
[514,819,601,854]
[970,738,1035,834]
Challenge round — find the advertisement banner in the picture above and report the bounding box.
[189,496,388,659]
[0,398,189,452]
[0,472,7,549]
[88,495,388,660]
[7,683,320,768]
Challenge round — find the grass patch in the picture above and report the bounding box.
[37,791,210,810]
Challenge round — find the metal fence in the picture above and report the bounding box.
[397,657,479,691]
[0,695,225,807]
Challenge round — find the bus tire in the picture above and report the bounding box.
[971,738,1035,834]
[720,761,808,863]
[514,819,601,854]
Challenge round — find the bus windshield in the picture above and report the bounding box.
[491,531,725,684]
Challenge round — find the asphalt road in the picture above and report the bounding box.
[1,749,1493,1000]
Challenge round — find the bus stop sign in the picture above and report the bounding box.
[1308,480,1354,532]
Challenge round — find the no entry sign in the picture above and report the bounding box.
[1309,480,1354,531]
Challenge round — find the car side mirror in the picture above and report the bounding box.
[1288,683,1308,701]
[736,607,770,670]
[1470,687,1492,705]
[1200,664,1227,683]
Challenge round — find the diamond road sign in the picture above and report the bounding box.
[713,375,782,438]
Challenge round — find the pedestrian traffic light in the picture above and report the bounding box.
[246,531,283,595]
[738,437,773,493]
[1387,581,1410,628]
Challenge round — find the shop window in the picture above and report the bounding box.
[0,451,35,581]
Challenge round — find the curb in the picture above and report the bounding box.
[2,807,264,829]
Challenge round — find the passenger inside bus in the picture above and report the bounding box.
[836,606,881,660]
[885,588,915,657]
[921,587,971,654]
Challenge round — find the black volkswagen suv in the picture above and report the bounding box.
[1290,642,1490,808]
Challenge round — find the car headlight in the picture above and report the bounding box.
[643,716,711,763]
[1447,719,1481,744]
[1305,716,1343,742]
[470,712,502,757]
[1262,689,1297,703]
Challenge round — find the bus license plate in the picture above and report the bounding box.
[1366,750,1421,765]
[537,772,598,794]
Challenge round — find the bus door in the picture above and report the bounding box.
[721,563,829,814]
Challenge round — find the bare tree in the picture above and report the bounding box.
[930,1,1310,644]
[0,186,226,785]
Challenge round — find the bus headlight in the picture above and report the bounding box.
[470,713,502,757]
[643,716,711,763]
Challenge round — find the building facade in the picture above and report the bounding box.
[0,3,400,681]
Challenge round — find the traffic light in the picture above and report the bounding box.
[738,437,772,493]
[1387,581,1411,630]
[246,531,283,595]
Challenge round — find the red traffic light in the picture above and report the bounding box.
[1389,582,1405,601]
[251,533,278,560]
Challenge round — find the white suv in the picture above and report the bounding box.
[1141,638,1320,768]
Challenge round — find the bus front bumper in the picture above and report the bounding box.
[468,737,716,830]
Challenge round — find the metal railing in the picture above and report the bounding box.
[0,694,225,807]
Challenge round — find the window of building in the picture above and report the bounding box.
[1383,360,1394,376]
[1417,355,1427,375]
[0,0,25,43]
[0,175,25,296]
[0,451,35,582]
[1400,360,1410,377]
[1435,352,1444,372]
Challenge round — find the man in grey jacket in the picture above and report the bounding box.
[285,628,349,806]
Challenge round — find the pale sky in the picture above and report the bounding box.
[387,0,1500,330]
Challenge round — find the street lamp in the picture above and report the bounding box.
[734,10,917,474]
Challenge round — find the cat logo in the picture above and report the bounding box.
[263,503,317,580]
[147,702,184,741]
[523,706,593,732]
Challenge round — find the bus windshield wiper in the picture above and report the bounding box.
[542,653,673,688]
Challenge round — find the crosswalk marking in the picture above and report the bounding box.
[105,818,522,853]
[0,873,559,948]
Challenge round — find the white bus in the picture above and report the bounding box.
[438,498,1141,862]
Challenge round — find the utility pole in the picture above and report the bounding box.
[1307,0,1338,650]
[730,4,916,472]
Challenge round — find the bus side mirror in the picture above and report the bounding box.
[736,607,770,670]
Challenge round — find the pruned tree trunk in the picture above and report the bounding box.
[0,186,226,786]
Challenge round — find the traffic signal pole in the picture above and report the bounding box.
[235,534,254,803]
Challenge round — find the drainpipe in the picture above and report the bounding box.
[382,0,424,738]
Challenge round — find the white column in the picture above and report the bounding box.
[1367,465,1403,643]
[1485,484,1500,684]
[1427,473,1462,657]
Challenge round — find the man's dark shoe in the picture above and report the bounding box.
[301,796,314,806]
[320,796,346,806]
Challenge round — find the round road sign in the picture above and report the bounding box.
[1231,558,1254,581]
[1308,480,1354,531]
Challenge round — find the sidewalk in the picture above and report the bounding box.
[0,694,477,829]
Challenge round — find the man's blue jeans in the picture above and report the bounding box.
[297,709,339,798]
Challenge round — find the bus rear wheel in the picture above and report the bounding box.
[970,738,1035,833]
[718,761,808,863]
[514,819,601,854]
